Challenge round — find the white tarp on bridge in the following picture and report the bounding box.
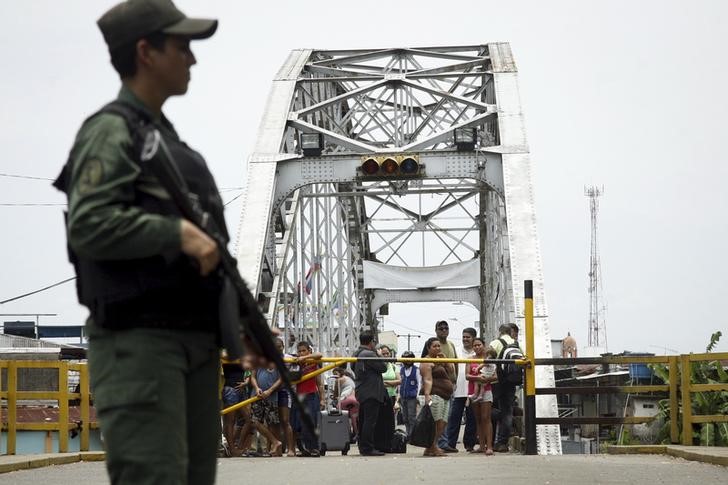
[362,259,479,289]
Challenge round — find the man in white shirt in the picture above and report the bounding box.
[438,327,477,452]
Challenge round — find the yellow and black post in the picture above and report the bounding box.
[524,280,538,455]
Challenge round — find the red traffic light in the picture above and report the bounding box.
[361,158,380,175]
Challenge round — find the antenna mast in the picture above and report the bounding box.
[585,186,607,350]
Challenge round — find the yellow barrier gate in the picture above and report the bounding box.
[1,360,95,455]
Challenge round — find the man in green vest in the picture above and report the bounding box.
[54,1,224,483]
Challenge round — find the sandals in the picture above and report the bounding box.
[271,442,283,457]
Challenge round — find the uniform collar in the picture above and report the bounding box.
[117,85,154,119]
[117,85,178,138]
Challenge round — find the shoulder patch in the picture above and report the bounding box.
[77,159,104,194]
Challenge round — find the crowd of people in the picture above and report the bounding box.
[220,321,524,458]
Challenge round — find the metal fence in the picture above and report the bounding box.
[0,360,94,455]
[521,280,728,453]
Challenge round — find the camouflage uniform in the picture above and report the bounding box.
[55,1,222,484]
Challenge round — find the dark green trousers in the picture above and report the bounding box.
[88,325,220,485]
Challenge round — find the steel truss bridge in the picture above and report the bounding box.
[235,43,561,454]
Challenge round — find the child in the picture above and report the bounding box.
[398,350,420,438]
[250,362,283,456]
[470,348,498,403]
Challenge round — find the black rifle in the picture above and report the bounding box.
[138,127,316,438]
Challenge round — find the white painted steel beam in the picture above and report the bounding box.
[489,42,562,455]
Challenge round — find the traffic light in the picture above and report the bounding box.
[454,127,477,151]
[358,154,421,178]
[300,132,324,157]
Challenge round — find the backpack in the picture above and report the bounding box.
[496,338,524,385]
[390,428,408,453]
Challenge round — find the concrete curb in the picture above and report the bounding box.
[607,445,728,467]
[606,445,666,455]
[666,446,728,467]
[0,451,106,474]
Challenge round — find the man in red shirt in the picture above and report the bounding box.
[291,341,325,456]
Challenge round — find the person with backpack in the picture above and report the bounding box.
[488,323,524,452]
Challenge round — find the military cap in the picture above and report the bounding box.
[98,0,218,51]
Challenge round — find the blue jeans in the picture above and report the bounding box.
[438,396,476,449]
[291,392,320,451]
[493,383,516,446]
[400,397,418,438]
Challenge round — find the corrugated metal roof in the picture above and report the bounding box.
[0,333,64,349]
[576,370,630,381]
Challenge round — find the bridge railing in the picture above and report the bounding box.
[521,279,728,453]
[0,360,95,455]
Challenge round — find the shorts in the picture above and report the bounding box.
[470,389,493,403]
[252,399,280,425]
[419,395,450,422]
[222,386,244,407]
[278,389,291,408]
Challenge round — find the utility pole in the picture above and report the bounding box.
[585,186,607,350]
[396,333,421,352]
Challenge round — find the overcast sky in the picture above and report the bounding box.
[1,0,726,355]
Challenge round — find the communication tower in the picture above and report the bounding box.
[585,186,607,350]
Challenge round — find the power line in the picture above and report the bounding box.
[0,203,65,206]
[224,192,244,206]
[1,173,244,191]
[384,317,430,337]
[0,172,54,181]
[0,193,241,207]
[0,277,77,305]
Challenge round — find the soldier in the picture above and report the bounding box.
[53,1,225,483]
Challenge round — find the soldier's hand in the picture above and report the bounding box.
[180,219,220,275]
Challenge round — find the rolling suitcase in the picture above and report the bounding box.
[319,375,351,455]
[319,409,351,456]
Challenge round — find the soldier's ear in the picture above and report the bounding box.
[135,37,165,71]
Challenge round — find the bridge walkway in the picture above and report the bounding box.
[2,447,727,484]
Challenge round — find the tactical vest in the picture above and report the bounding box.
[54,101,228,331]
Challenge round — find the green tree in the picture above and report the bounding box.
[650,331,728,446]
